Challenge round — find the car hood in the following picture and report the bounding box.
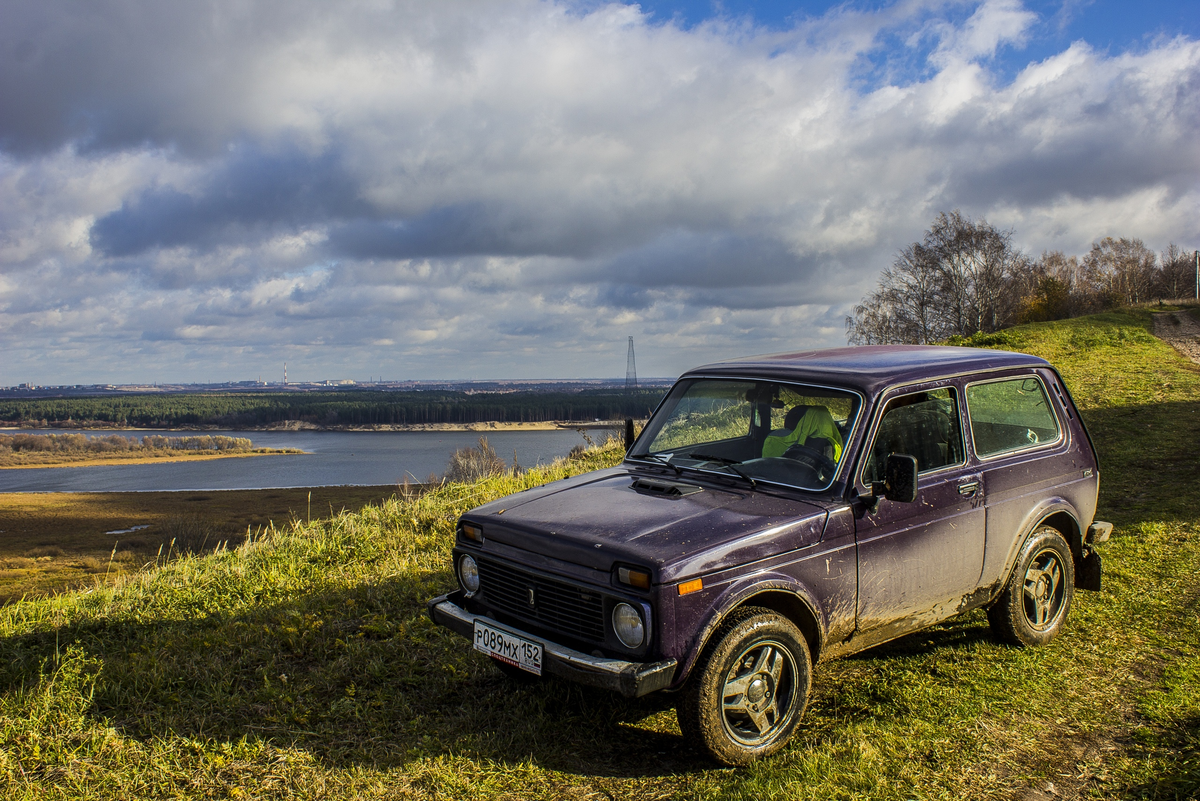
[462,466,829,583]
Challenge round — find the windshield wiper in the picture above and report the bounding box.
[639,452,682,475]
[686,454,757,489]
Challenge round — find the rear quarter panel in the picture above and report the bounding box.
[973,367,1099,590]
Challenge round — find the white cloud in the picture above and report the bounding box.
[0,0,1197,383]
[930,0,1037,67]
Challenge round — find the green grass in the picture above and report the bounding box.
[2,309,1199,799]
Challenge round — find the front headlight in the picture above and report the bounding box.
[612,602,645,648]
[458,554,480,595]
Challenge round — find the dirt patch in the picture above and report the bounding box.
[1152,310,1200,365]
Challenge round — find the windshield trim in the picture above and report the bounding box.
[626,373,865,494]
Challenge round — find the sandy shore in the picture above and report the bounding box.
[336,421,624,433]
[256,419,624,431]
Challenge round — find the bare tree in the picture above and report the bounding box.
[847,241,943,344]
[847,211,1029,344]
[1159,243,1196,300]
[1083,237,1158,306]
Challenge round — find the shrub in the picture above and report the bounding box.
[444,437,508,483]
[25,546,65,559]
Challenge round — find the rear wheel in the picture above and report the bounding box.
[678,607,811,766]
[988,525,1075,647]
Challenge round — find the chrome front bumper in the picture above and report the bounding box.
[426,591,678,698]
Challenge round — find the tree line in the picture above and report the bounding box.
[846,210,1197,345]
[0,433,253,455]
[0,389,666,429]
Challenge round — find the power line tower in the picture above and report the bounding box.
[625,337,638,392]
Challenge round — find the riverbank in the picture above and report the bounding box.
[1,419,627,433]
[0,447,303,470]
[0,485,406,602]
[266,420,625,432]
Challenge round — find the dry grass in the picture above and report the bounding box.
[0,485,405,603]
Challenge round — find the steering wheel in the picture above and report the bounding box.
[782,443,836,479]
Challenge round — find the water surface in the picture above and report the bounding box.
[0,429,601,492]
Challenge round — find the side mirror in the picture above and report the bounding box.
[624,418,635,453]
[862,453,919,510]
[883,454,918,503]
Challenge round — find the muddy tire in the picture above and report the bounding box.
[677,606,811,766]
[988,525,1075,647]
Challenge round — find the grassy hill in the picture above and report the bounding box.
[1,308,1198,800]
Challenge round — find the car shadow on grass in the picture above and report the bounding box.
[0,563,1055,781]
[0,569,716,779]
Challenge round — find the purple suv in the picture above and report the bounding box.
[427,346,1110,765]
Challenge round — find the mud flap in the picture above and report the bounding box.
[1077,548,1102,592]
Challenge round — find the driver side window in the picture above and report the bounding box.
[864,387,964,483]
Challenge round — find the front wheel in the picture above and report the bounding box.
[677,607,811,766]
[987,525,1075,647]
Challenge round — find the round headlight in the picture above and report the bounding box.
[458,554,480,595]
[612,602,645,649]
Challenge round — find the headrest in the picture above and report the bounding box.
[784,405,809,430]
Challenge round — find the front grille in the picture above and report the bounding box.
[477,557,605,642]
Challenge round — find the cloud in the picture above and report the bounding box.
[90,145,367,258]
[930,0,1037,66]
[0,0,1197,383]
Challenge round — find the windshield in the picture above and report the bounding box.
[629,377,861,491]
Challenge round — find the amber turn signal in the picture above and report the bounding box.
[460,522,484,543]
[677,578,703,596]
[617,566,652,589]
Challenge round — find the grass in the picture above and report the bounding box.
[1,309,1199,799]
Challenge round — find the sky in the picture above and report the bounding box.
[1,0,1197,384]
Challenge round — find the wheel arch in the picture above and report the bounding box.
[991,500,1082,595]
[1037,509,1083,564]
[673,576,825,687]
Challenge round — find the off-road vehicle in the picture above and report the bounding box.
[428,345,1110,765]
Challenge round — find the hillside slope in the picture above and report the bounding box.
[1,309,1198,800]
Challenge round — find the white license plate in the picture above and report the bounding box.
[473,619,543,676]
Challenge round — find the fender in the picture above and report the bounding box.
[670,570,827,687]
[984,497,1081,604]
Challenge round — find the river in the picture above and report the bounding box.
[0,428,604,492]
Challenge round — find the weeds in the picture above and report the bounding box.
[443,436,509,483]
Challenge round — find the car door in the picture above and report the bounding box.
[854,382,987,636]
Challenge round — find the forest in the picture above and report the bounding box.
[0,388,667,429]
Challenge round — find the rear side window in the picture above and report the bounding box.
[966,377,1060,457]
[863,387,964,482]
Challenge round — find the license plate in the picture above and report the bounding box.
[473,619,543,676]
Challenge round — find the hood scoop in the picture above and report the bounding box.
[630,476,704,497]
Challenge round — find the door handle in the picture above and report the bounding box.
[958,481,980,496]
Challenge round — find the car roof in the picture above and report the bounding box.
[683,345,1051,398]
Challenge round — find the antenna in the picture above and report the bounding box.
[625,337,638,392]
[283,363,288,386]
